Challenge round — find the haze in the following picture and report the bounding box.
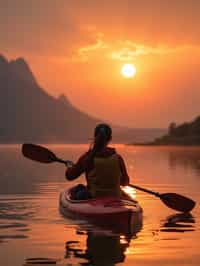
[1,0,200,128]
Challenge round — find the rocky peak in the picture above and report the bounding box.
[9,57,37,85]
[58,94,73,107]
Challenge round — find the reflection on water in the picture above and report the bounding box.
[168,148,200,175]
[24,257,58,265]
[0,199,33,245]
[65,230,131,266]
[0,145,199,266]
[23,227,137,266]
[161,213,195,233]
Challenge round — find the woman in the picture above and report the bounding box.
[66,123,130,200]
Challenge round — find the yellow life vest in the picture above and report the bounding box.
[87,154,121,198]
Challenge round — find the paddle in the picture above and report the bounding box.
[129,184,195,213]
[22,143,73,167]
[22,143,196,213]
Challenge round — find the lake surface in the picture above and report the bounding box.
[0,145,199,266]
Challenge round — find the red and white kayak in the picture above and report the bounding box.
[59,186,143,234]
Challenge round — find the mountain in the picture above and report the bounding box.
[0,54,165,143]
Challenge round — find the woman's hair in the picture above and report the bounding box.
[87,123,112,164]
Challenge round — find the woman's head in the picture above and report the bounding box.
[94,123,112,143]
[88,124,112,161]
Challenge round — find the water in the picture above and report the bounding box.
[0,145,199,266]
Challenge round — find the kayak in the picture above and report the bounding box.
[59,186,143,235]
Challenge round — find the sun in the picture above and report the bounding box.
[121,64,136,78]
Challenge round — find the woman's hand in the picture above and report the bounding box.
[65,160,74,168]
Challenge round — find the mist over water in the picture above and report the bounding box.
[0,145,199,266]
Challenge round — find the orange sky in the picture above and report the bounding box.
[1,0,200,127]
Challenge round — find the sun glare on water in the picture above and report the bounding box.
[121,64,136,78]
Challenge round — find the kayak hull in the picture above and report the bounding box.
[59,186,143,235]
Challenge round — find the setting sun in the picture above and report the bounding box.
[121,64,136,78]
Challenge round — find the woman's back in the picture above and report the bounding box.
[87,153,121,197]
[65,124,130,199]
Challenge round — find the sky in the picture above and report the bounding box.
[1,0,200,128]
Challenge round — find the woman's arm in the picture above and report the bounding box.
[65,154,87,180]
[118,154,130,186]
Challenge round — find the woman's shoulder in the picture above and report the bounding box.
[80,147,119,159]
[107,147,124,159]
[94,146,116,157]
[78,150,90,160]
[105,146,116,153]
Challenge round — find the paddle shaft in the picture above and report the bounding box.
[55,158,74,167]
[129,184,160,197]
[55,158,67,164]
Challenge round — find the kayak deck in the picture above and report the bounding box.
[59,187,143,235]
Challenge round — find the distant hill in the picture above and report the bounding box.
[0,54,165,143]
[137,116,200,145]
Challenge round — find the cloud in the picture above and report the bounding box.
[70,34,199,63]
[110,41,182,61]
[76,33,107,62]
[68,32,107,62]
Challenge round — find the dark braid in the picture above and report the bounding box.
[87,124,112,165]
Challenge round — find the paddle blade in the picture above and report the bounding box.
[22,143,58,163]
[160,193,196,213]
